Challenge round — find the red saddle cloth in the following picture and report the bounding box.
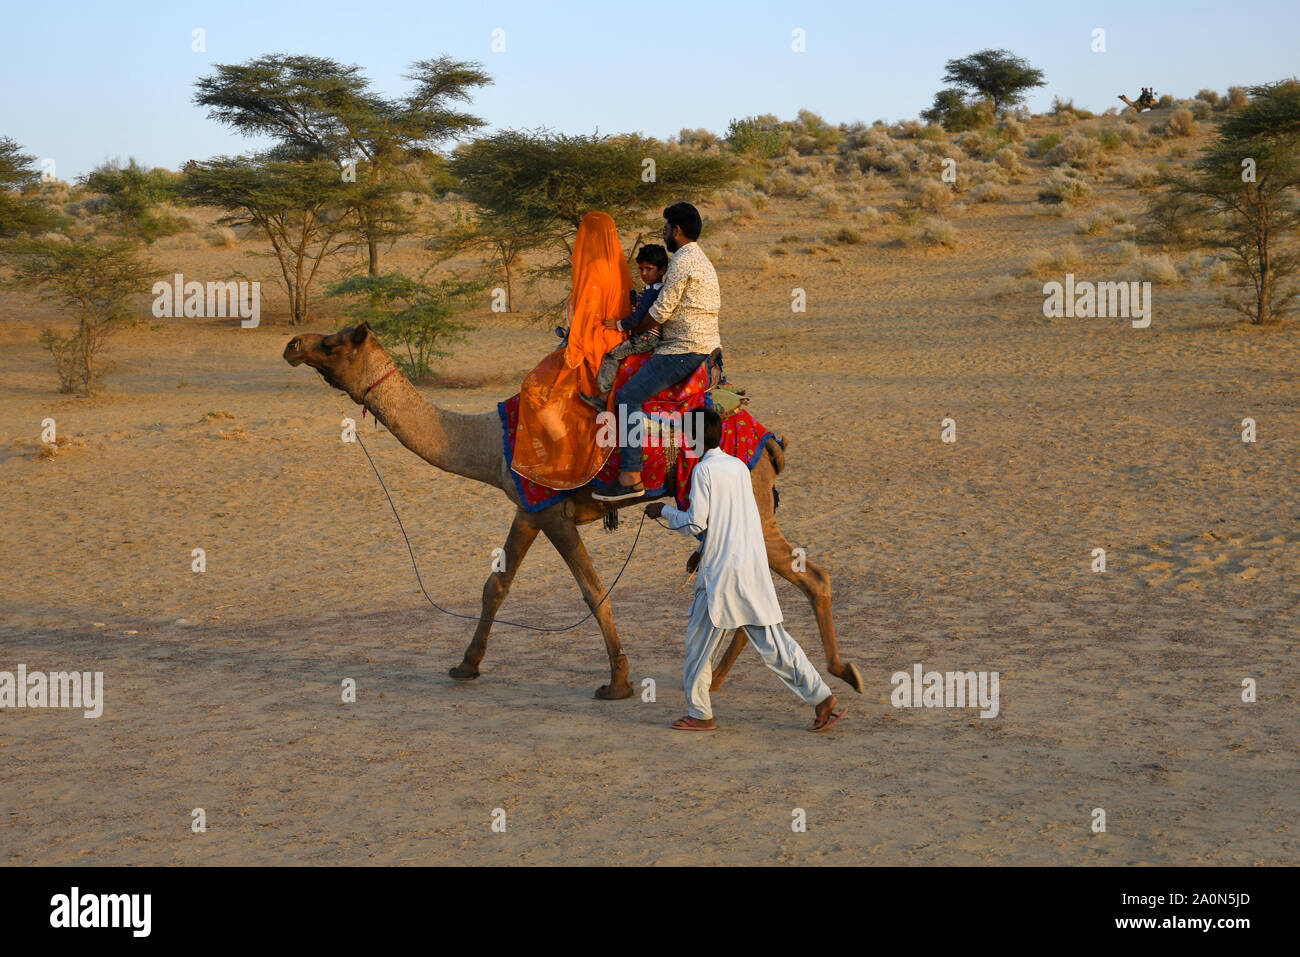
[498,351,780,513]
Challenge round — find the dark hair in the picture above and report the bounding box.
[688,407,723,451]
[663,202,702,241]
[635,243,669,270]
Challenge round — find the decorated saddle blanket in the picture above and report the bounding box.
[499,351,781,513]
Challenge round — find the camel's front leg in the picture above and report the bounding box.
[541,517,635,700]
[450,508,540,681]
[763,521,864,694]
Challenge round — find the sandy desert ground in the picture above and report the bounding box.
[2,108,1297,865]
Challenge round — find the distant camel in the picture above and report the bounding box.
[283,323,864,701]
[1118,91,1158,112]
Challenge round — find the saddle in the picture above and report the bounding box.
[703,347,749,416]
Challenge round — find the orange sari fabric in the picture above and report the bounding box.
[511,211,632,489]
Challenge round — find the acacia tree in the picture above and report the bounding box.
[1157,79,1300,324]
[448,129,738,313]
[180,152,360,325]
[920,88,995,131]
[0,137,58,239]
[193,53,490,275]
[940,49,1045,115]
[430,203,552,312]
[4,237,160,395]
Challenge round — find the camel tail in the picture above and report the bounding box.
[764,433,787,476]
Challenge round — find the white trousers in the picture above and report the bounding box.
[684,587,832,720]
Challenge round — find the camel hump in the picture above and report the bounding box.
[764,433,787,475]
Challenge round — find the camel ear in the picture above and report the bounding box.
[351,322,371,345]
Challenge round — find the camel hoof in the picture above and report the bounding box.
[835,662,864,694]
[594,682,635,700]
[449,665,480,681]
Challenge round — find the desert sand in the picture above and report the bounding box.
[2,107,1297,865]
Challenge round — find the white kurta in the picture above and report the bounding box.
[660,447,782,629]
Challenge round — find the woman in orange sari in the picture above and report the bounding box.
[511,211,632,489]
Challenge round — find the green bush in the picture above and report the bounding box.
[1029,132,1061,157]
[724,117,788,159]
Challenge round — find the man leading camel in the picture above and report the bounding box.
[645,409,849,732]
[594,202,720,501]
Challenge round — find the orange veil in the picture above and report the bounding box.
[511,211,632,489]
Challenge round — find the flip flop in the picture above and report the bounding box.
[810,706,849,733]
[671,715,716,731]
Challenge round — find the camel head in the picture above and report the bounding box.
[282,322,392,403]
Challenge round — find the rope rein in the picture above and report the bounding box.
[321,376,682,634]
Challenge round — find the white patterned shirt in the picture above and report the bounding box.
[647,241,722,356]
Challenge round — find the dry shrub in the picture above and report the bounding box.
[677,127,719,151]
[969,182,1006,203]
[766,171,810,199]
[1166,108,1196,137]
[972,162,1009,185]
[832,226,863,244]
[1076,210,1115,235]
[997,117,1026,143]
[1038,171,1091,204]
[954,131,988,158]
[1045,133,1101,170]
[1110,160,1156,188]
[857,146,903,173]
[918,217,957,248]
[1226,86,1248,109]
[1107,241,1140,262]
[858,206,885,228]
[1130,253,1179,282]
[1023,243,1082,277]
[721,191,758,219]
[907,178,953,214]
[1094,126,1123,150]
[1119,124,1148,147]
[993,146,1022,173]
[979,274,1028,299]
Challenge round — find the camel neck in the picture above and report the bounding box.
[363,368,503,489]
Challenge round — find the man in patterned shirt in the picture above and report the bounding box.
[594,202,721,502]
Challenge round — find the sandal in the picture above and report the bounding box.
[671,715,716,731]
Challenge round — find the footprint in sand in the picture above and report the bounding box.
[1130,527,1300,586]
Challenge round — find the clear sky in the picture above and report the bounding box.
[2,0,1295,181]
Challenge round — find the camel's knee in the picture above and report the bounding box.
[803,562,832,598]
[481,572,510,606]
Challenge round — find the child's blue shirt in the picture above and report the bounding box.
[617,282,664,333]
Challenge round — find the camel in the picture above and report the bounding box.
[282,322,863,701]
[1118,91,1158,112]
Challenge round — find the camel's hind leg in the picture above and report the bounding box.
[762,521,863,693]
[709,627,749,691]
[450,507,540,681]
[541,516,635,701]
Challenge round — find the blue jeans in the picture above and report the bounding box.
[614,351,707,474]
